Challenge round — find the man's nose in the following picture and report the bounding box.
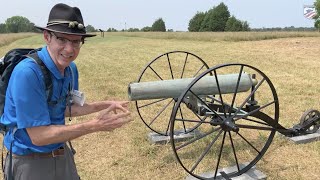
[64,41,75,51]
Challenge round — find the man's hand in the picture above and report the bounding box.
[93,101,132,131]
[27,101,132,146]
[110,101,129,113]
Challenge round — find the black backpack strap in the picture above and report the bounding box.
[25,53,53,104]
[4,127,17,180]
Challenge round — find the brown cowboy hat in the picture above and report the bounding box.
[35,3,96,37]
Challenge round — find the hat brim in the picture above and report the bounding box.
[35,25,96,37]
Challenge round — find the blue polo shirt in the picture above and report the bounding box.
[1,46,79,155]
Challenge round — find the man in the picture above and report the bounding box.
[1,3,131,180]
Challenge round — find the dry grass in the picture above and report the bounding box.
[0,33,320,180]
[0,33,37,47]
[108,31,320,42]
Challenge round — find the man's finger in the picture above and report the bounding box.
[120,101,129,107]
[113,111,130,119]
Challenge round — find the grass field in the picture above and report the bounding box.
[0,33,36,47]
[0,32,320,180]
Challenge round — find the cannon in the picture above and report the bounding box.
[128,51,320,179]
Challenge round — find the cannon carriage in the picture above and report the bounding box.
[128,51,320,179]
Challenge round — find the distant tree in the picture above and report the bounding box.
[200,3,230,32]
[141,26,152,32]
[251,27,315,32]
[283,26,297,31]
[128,28,140,32]
[314,0,320,30]
[106,28,117,32]
[5,16,34,33]
[86,25,96,32]
[0,23,7,33]
[314,0,320,18]
[188,11,206,32]
[151,18,166,32]
[242,21,250,31]
[167,29,174,32]
[315,20,320,31]
[29,22,38,32]
[225,16,243,31]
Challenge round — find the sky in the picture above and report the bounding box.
[0,0,317,31]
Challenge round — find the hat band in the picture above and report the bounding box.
[47,20,84,30]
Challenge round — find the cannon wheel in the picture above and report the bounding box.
[170,63,279,179]
[300,109,320,134]
[135,51,211,135]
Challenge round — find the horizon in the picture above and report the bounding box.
[0,0,317,31]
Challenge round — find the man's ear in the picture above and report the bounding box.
[43,30,51,44]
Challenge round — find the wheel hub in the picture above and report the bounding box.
[210,116,239,132]
[221,118,239,132]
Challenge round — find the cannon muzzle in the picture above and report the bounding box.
[128,73,256,101]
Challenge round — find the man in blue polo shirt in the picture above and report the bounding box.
[1,3,131,180]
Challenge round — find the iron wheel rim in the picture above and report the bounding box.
[170,63,279,179]
[135,51,210,135]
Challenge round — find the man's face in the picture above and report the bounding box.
[44,30,83,73]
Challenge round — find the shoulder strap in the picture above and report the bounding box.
[25,53,53,103]
[68,65,75,91]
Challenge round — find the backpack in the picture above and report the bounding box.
[0,48,52,134]
[0,49,76,180]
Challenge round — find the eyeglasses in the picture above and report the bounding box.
[50,32,84,49]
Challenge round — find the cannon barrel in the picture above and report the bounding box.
[128,73,256,101]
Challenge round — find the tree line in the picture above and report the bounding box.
[314,0,320,30]
[101,3,250,32]
[0,15,167,33]
[1,2,318,33]
[188,3,249,32]
[0,16,38,33]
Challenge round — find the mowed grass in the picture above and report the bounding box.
[0,32,320,180]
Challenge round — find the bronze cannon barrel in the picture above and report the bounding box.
[128,73,256,101]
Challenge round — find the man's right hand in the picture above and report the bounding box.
[93,102,132,132]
